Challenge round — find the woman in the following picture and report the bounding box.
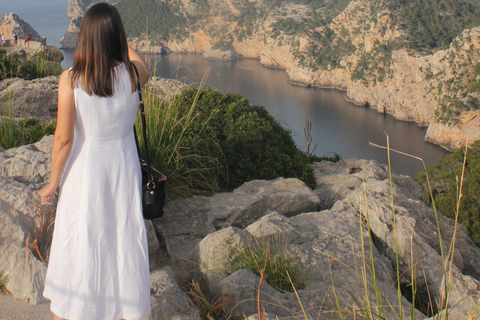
[38,3,151,320]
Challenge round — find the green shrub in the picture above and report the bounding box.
[0,111,56,150]
[415,141,480,246]
[167,87,316,191]
[136,85,223,199]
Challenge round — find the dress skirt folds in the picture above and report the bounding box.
[43,64,150,320]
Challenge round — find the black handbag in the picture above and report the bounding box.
[132,64,166,220]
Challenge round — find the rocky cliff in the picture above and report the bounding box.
[62,0,480,152]
[0,13,41,40]
[60,0,118,48]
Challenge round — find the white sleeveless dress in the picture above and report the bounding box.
[43,64,151,320]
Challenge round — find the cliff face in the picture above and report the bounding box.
[61,0,118,48]
[65,0,480,151]
[0,13,41,40]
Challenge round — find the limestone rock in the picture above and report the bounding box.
[7,49,27,61]
[425,113,480,152]
[36,46,64,63]
[0,135,53,178]
[202,49,233,61]
[146,220,160,258]
[0,175,50,305]
[153,177,320,260]
[210,209,411,319]
[148,265,200,320]
[190,159,479,318]
[315,158,480,317]
[193,226,248,294]
[61,0,119,48]
[0,77,59,123]
[60,15,81,49]
[218,269,298,318]
[146,77,186,102]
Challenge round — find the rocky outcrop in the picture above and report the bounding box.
[188,159,480,319]
[425,110,480,151]
[0,76,184,124]
[148,266,200,320]
[61,0,118,48]
[60,16,81,49]
[36,46,64,63]
[0,77,59,123]
[153,177,321,261]
[0,13,41,40]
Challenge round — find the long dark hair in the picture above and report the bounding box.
[71,2,136,97]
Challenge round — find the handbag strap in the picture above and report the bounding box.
[132,64,153,185]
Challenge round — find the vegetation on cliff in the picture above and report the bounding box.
[116,0,191,42]
[0,49,59,149]
[387,0,480,50]
[415,141,480,247]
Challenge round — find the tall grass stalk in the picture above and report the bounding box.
[26,201,56,264]
[442,143,468,317]
[136,71,223,198]
[359,184,388,319]
[224,236,309,294]
[0,266,9,292]
[369,137,475,319]
[0,92,16,149]
[187,280,234,320]
[385,135,404,319]
[1,93,56,149]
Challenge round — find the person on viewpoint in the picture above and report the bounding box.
[13,32,18,47]
[38,3,151,320]
[24,33,31,47]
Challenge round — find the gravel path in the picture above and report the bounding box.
[0,294,51,320]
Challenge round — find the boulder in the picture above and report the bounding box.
[193,226,249,294]
[0,175,49,305]
[314,158,480,318]
[0,77,59,123]
[37,46,64,63]
[7,49,27,61]
[0,135,53,177]
[148,266,200,320]
[154,177,321,261]
[207,210,411,319]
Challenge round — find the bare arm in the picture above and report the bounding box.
[128,46,150,86]
[38,70,75,205]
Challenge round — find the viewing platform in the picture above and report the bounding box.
[1,37,50,60]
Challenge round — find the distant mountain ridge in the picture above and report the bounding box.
[62,0,480,151]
